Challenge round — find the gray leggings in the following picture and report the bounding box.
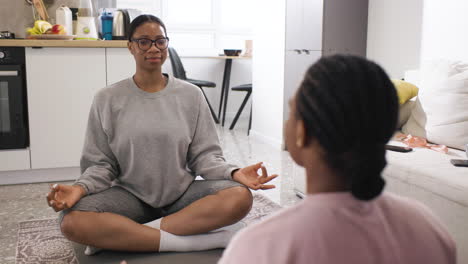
[59,179,244,224]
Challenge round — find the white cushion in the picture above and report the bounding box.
[384,140,468,263]
[402,60,468,150]
[384,140,468,205]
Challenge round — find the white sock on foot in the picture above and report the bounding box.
[144,217,163,229]
[84,219,246,254]
[159,229,236,252]
[83,216,164,256]
[212,221,247,233]
[84,245,103,256]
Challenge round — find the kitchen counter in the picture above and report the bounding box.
[0,39,128,48]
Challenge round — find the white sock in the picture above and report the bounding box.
[84,220,246,255]
[84,217,164,255]
[159,229,234,252]
[144,217,163,229]
[212,221,246,233]
[159,221,246,252]
[84,245,102,256]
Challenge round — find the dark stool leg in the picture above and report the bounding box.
[199,87,219,124]
[218,79,226,120]
[229,90,252,130]
[220,59,233,126]
[248,103,252,135]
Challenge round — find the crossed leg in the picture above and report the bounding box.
[60,186,252,252]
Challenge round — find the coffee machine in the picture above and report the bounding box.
[112,9,141,40]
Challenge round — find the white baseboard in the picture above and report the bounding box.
[249,130,283,150]
[0,167,80,185]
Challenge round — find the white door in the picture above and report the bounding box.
[285,0,303,51]
[26,48,106,169]
[283,50,321,123]
[286,0,324,51]
[302,0,324,51]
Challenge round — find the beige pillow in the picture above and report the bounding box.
[402,60,468,150]
[397,100,415,129]
[401,97,426,137]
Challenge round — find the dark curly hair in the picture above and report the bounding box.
[127,14,168,41]
[295,55,398,201]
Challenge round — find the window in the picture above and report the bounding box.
[116,0,254,55]
[220,0,254,30]
[166,0,212,25]
[116,0,160,15]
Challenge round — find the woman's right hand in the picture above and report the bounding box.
[46,184,86,212]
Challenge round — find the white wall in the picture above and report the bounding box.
[366,0,424,79]
[160,57,252,120]
[181,58,252,120]
[250,0,287,149]
[420,0,468,62]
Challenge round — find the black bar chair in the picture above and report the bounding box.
[229,84,252,135]
[168,47,219,124]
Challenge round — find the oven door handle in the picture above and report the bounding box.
[0,70,19,76]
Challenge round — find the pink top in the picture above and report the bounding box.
[219,192,456,264]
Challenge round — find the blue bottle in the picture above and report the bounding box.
[101,9,113,40]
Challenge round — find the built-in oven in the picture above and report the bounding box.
[0,47,29,149]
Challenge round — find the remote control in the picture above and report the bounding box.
[385,145,413,153]
[451,159,468,167]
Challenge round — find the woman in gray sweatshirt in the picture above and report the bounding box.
[46,14,277,254]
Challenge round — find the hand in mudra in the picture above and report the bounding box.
[46,184,86,212]
[233,162,278,190]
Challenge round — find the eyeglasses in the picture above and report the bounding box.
[131,37,170,51]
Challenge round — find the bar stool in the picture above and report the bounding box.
[168,47,219,124]
[229,84,252,135]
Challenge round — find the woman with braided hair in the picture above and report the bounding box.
[219,55,456,264]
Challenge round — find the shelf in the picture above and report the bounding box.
[0,39,128,48]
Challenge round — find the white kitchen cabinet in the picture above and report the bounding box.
[105,48,135,85]
[283,50,321,120]
[285,0,323,51]
[283,0,369,125]
[0,149,30,171]
[286,0,368,55]
[26,47,106,169]
[284,0,369,195]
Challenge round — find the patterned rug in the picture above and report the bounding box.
[16,193,282,264]
[16,219,78,264]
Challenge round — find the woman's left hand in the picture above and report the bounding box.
[232,162,278,190]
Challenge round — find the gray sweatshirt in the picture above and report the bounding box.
[75,75,238,207]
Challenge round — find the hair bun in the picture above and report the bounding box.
[295,55,397,201]
[348,145,386,201]
[351,173,385,201]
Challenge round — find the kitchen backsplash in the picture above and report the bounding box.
[0,0,115,38]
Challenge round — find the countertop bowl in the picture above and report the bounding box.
[224,49,242,56]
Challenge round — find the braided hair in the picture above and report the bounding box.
[295,55,398,201]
